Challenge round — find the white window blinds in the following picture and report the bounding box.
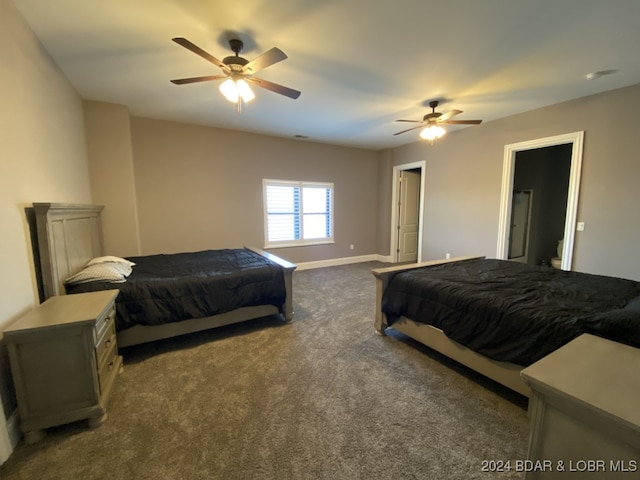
[263,180,334,248]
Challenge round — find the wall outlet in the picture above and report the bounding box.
[445,253,451,259]
[350,244,354,250]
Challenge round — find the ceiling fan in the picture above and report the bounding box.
[170,37,301,111]
[394,101,482,143]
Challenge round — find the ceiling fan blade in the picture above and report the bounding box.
[170,74,228,85]
[247,77,301,99]
[172,37,230,72]
[396,119,423,123]
[243,47,288,74]
[437,109,463,122]
[441,119,483,125]
[394,125,425,136]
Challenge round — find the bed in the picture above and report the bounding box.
[373,256,640,397]
[31,202,296,347]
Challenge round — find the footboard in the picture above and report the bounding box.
[372,255,483,334]
[246,246,297,321]
[371,255,530,397]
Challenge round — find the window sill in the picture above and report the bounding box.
[265,240,335,249]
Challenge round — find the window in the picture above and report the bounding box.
[263,179,334,248]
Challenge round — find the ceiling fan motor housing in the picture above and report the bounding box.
[423,100,442,121]
[223,39,248,71]
[423,112,442,121]
[223,56,248,71]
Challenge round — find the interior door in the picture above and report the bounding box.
[397,170,420,262]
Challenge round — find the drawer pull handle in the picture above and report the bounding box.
[108,361,114,372]
[105,339,111,348]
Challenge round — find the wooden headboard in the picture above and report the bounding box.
[32,203,105,299]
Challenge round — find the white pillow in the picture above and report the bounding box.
[87,255,136,267]
[65,262,132,285]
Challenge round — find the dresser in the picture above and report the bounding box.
[521,334,640,479]
[4,290,122,443]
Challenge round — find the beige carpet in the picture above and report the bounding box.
[0,262,529,479]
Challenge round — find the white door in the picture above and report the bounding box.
[397,170,421,263]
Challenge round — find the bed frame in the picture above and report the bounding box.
[32,202,296,348]
[373,256,530,397]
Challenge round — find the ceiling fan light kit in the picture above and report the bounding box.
[419,125,446,144]
[219,76,255,104]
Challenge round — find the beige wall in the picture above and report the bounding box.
[0,0,92,462]
[384,83,640,281]
[376,149,394,257]
[84,101,141,257]
[129,117,380,264]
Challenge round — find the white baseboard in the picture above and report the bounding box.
[296,254,390,271]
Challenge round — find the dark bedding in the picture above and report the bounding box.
[381,258,640,366]
[65,249,287,331]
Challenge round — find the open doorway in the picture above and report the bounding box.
[390,161,426,263]
[497,132,584,270]
[510,146,572,266]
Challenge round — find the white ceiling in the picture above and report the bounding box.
[13,0,640,150]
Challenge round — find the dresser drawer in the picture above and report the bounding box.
[95,319,116,367]
[94,304,116,345]
[98,340,119,395]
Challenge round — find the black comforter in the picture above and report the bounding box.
[66,249,287,331]
[381,258,640,365]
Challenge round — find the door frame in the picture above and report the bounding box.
[496,131,584,270]
[390,161,426,263]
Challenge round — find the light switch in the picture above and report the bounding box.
[576,222,585,231]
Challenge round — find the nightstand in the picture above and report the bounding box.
[4,290,122,443]
[521,334,640,479]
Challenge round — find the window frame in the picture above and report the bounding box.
[263,179,334,249]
